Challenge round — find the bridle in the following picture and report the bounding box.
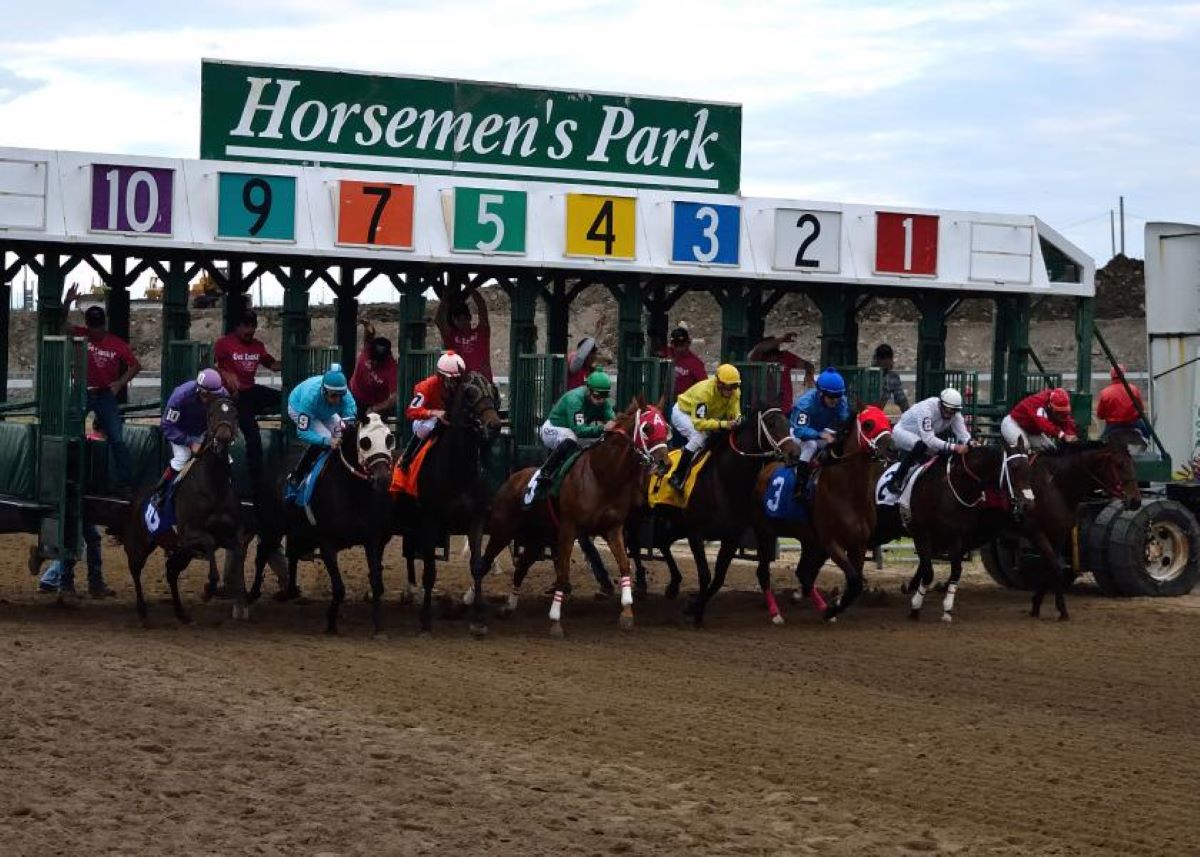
[1088,450,1136,500]
[728,408,790,459]
[200,397,238,457]
[446,374,501,438]
[608,406,669,469]
[946,447,1031,510]
[337,419,395,481]
[827,420,889,465]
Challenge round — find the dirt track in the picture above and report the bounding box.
[2,535,1199,856]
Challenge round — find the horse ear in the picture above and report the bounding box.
[655,394,666,412]
[635,392,647,409]
[1016,435,1027,453]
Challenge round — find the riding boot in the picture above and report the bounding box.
[399,433,425,471]
[886,441,927,494]
[287,445,323,489]
[791,460,813,501]
[669,448,697,493]
[541,438,580,481]
[149,466,177,508]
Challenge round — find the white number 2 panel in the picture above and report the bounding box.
[772,209,841,273]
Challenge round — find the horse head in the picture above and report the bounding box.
[204,396,239,452]
[1080,437,1142,511]
[856,405,895,463]
[1001,437,1037,521]
[348,413,395,491]
[448,371,503,443]
[954,441,1035,521]
[614,395,671,474]
[728,404,792,460]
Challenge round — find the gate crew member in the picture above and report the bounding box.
[669,364,742,492]
[286,364,357,488]
[436,289,493,381]
[788,368,850,498]
[350,318,399,417]
[1002,387,1078,452]
[399,351,466,470]
[749,331,815,410]
[1096,364,1149,439]
[566,337,601,391]
[661,326,708,398]
[149,369,229,506]
[214,309,281,481]
[63,285,141,494]
[886,388,972,493]
[539,370,616,477]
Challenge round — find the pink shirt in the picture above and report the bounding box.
[444,324,493,380]
[757,350,807,409]
[350,347,399,411]
[72,326,136,390]
[214,334,277,391]
[668,350,707,397]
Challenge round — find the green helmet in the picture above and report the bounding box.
[585,370,612,393]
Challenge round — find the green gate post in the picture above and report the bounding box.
[608,280,645,408]
[393,271,429,422]
[222,261,249,334]
[747,286,767,348]
[279,267,312,398]
[509,272,541,416]
[990,296,1012,406]
[645,285,670,355]
[106,255,131,342]
[715,283,750,361]
[36,253,69,342]
[0,276,10,405]
[1073,296,1095,434]
[913,294,952,400]
[812,290,860,368]
[545,275,570,355]
[334,265,360,374]
[160,261,192,403]
[1002,295,1031,410]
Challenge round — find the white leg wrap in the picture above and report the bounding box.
[549,590,564,621]
[462,587,475,606]
[507,590,519,612]
[620,575,633,607]
[911,583,927,611]
[942,582,958,614]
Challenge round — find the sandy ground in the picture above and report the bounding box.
[2,535,1199,856]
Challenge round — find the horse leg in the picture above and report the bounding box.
[627,520,649,597]
[909,542,935,621]
[755,542,784,626]
[402,533,417,606]
[321,545,345,635]
[418,528,438,636]
[366,540,386,639]
[824,541,863,622]
[549,523,577,638]
[662,523,684,600]
[685,532,712,624]
[128,542,150,626]
[941,544,965,623]
[500,541,538,618]
[165,551,193,625]
[466,519,489,638]
[223,545,250,621]
[604,524,635,630]
[693,540,737,628]
[794,546,830,615]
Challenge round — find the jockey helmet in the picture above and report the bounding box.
[715,364,741,387]
[939,388,964,411]
[585,370,612,393]
[196,368,223,392]
[816,368,846,397]
[437,351,466,378]
[1048,387,1071,414]
[322,364,348,393]
[1110,363,1127,383]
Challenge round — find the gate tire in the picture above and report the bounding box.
[1104,499,1200,597]
[1081,502,1124,597]
[981,536,1030,590]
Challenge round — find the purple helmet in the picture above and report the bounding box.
[196,368,223,392]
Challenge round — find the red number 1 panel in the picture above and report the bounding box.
[875,212,938,276]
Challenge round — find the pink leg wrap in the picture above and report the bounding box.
[810,587,829,613]
[764,589,780,617]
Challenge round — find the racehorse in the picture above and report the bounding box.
[894,442,1037,621]
[117,397,244,625]
[1019,438,1141,620]
[627,406,793,627]
[476,397,670,637]
[249,414,396,636]
[392,371,502,636]
[753,412,893,624]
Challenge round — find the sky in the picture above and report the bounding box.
[0,0,1197,300]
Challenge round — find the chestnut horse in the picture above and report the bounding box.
[476,398,670,637]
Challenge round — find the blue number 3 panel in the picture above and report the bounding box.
[671,201,740,266]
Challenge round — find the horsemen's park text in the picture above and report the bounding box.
[200,60,742,193]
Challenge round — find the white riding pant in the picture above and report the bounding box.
[287,407,344,442]
[169,442,194,472]
[892,426,924,453]
[797,437,829,463]
[412,417,439,440]
[540,421,577,451]
[670,406,706,453]
[1001,415,1056,451]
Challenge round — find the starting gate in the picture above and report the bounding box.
[731,361,781,411]
[511,353,565,467]
[36,337,87,561]
[623,356,674,407]
[836,366,884,408]
[162,340,213,402]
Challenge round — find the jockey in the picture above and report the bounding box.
[149,368,229,506]
[398,351,466,469]
[1003,387,1078,452]
[669,364,742,492]
[286,363,358,488]
[788,367,851,497]
[885,388,972,493]
[539,370,615,477]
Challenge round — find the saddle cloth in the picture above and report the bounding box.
[285,450,332,524]
[390,436,438,499]
[647,449,713,510]
[141,456,201,539]
[522,447,585,508]
[762,465,816,522]
[875,456,938,514]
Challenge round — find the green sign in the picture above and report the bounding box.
[201,60,741,193]
[451,187,527,255]
[217,172,296,241]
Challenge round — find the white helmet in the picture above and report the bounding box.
[939,388,964,411]
[436,351,466,378]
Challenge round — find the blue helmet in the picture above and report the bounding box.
[816,368,846,397]
[321,363,348,393]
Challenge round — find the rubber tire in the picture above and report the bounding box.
[1081,501,1124,597]
[1104,499,1200,597]
[980,536,1026,589]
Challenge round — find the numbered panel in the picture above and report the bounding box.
[0,158,47,230]
[671,201,740,266]
[217,172,297,242]
[875,212,938,276]
[564,193,636,260]
[336,180,414,249]
[969,222,1033,283]
[772,209,841,273]
[89,164,174,236]
[448,187,527,255]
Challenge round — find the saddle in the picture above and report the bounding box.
[285,450,332,525]
[390,435,439,500]
[522,447,585,508]
[647,449,712,509]
[142,457,199,539]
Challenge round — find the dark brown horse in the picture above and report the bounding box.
[753,412,893,624]
[477,398,671,637]
[117,397,244,625]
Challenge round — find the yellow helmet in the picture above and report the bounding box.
[715,364,741,386]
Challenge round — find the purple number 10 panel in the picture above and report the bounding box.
[90,164,174,236]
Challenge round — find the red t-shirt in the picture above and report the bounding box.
[444,325,492,380]
[214,334,277,392]
[72,326,136,390]
[668,350,708,397]
[755,351,808,409]
[566,351,588,391]
[1097,382,1144,425]
[350,347,399,411]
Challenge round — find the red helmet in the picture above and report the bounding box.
[1048,388,1071,414]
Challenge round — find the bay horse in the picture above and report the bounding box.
[753,412,893,624]
[627,406,793,627]
[249,414,396,636]
[392,371,502,636]
[1019,438,1141,620]
[117,397,244,625]
[476,397,670,637]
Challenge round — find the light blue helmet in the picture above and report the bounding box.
[321,363,348,393]
[816,368,846,397]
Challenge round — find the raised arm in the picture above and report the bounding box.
[470,289,489,328]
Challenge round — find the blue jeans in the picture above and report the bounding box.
[40,524,105,591]
[88,390,133,487]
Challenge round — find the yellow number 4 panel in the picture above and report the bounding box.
[565,193,636,259]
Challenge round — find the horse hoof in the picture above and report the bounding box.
[619,614,635,631]
[941,613,953,624]
[790,589,804,604]
[908,610,920,622]
[469,623,489,638]
[177,614,194,626]
[373,632,388,641]
[826,615,838,624]
[771,613,785,626]
[325,626,339,636]
[549,622,564,639]
[461,589,476,607]
[1058,614,1070,622]
[900,582,911,595]
[664,585,680,600]
[200,585,214,603]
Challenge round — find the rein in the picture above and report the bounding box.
[606,407,667,469]
[727,408,788,459]
[946,449,1028,509]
